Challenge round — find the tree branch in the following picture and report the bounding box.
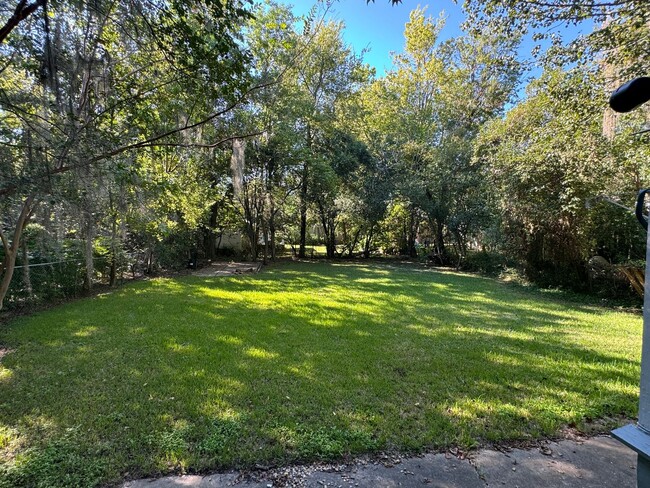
[132,131,267,150]
[11,195,36,252]
[0,226,8,255]
[0,79,278,197]
[0,0,46,44]
[0,2,335,198]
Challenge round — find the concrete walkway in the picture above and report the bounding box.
[124,435,636,488]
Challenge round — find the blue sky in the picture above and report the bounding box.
[276,1,466,76]
[274,1,593,82]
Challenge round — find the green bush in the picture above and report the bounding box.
[460,250,509,276]
[153,230,195,271]
[3,244,86,310]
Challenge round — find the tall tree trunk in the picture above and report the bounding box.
[299,123,313,259]
[328,222,336,258]
[109,216,117,287]
[435,219,447,264]
[206,201,218,260]
[21,237,33,298]
[108,189,118,287]
[0,250,17,311]
[363,224,374,258]
[262,225,268,265]
[146,249,153,274]
[50,203,63,278]
[407,210,418,258]
[269,201,276,262]
[246,222,258,262]
[83,215,94,291]
[299,160,308,258]
[253,226,260,261]
[348,228,361,258]
[317,200,336,259]
[270,224,276,261]
[0,196,37,310]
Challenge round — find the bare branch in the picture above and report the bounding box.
[134,131,266,150]
[0,0,46,44]
[0,2,335,198]
[0,79,278,197]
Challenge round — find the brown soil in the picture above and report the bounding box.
[192,261,263,277]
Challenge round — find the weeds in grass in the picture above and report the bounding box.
[0,427,109,488]
[0,262,642,486]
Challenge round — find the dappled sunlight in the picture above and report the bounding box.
[95,291,115,300]
[128,367,146,380]
[197,287,247,302]
[405,323,446,337]
[334,409,380,430]
[245,347,279,360]
[73,326,98,337]
[0,262,643,484]
[204,407,244,423]
[166,339,196,353]
[0,424,19,452]
[206,377,246,397]
[353,277,404,286]
[286,361,317,381]
[449,397,532,421]
[148,278,187,292]
[0,366,13,383]
[451,324,539,340]
[215,334,243,346]
[484,351,528,367]
[590,377,639,397]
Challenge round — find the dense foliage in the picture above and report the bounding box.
[1,0,648,309]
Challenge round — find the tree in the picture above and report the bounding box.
[359,7,520,262]
[474,68,640,286]
[224,1,304,262]
[0,0,255,308]
[289,19,371,258]
[463,0,650,78]
[309,129,373,258]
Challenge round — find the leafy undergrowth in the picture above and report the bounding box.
[0,262,642,487]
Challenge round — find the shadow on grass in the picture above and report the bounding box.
[0,261,642,487]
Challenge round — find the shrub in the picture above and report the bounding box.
[460,250,509,276]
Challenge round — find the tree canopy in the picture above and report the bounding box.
[1,0,648,309]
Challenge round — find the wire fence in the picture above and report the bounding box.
[12,259,84,269]
[4,256,117,311]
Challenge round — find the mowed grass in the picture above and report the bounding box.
[0,262,642,486]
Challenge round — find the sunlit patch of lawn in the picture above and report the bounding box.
[0,261,642,486]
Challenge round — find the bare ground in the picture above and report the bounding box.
[192,261,263,277]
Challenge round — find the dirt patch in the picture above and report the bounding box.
[0,348,14,361]
[193,261,262,277]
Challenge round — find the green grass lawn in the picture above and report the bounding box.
[0,262,642,487]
